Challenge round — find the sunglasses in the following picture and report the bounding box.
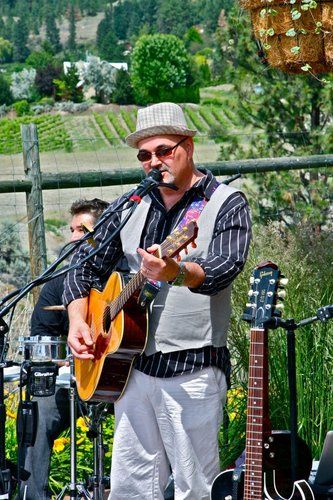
[137,137,187,163]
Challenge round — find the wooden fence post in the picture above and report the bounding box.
[21,123,47,304]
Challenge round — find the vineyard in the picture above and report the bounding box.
[0,94,249,155]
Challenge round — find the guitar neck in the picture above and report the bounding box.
[109,270,145,319]
[244,327,270,500]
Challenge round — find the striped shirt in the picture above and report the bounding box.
[63,169,252,380]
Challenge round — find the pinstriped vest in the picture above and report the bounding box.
[120,183,240,355]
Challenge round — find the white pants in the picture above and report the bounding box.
[109,367,227,500]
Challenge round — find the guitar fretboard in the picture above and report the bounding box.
[101,223,197,329]
[244,328,267,500]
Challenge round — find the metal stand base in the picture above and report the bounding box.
[56,356,92,500]
[85,403,110,500]
[56,482,92,500]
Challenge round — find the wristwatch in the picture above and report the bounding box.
[168,263,187,287]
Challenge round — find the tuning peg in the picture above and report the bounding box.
[279,278,289,286]
[176,254,182,262]
[250,277,254,284]
[191,242,197,248]
[184,247,188,255]
[246,303,256,308]
[277,290,286,299]
[248,290,254,297]
[275,304,284,311]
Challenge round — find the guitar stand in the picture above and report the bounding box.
[56,355,91,500]
[265,304,333,486]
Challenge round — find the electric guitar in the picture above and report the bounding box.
[211,261,314,500]
[74,220,198,403]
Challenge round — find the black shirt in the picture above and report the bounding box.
[31,274,68,337]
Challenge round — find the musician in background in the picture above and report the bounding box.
[19,198,109,500]
[64,102,252,499]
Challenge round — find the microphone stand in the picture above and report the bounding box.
[264,304,333,486]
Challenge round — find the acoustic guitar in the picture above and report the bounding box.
[211,261,314,500]
[74,220,198,403]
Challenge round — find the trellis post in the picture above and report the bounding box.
[21,123,47,304]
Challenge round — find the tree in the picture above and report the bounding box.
[96,7,123,60]
[0,16,6,38]
[35,64,62,97]
[3,16,14,42]
[67,4,77,51]
[130,34,194,104]
[155,0,193,39]
[0,73,13,105]
[0,37,13,62]
[81,0,99,16]
[96,8,112,48]
[12,18,29,62]
[199,0,229,32]
[54,64,83,102]
[113,0,132,40]
[111,68,134,104]
[45,9,62,53]
[82,56,116,103]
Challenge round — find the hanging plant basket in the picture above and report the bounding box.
[240,0,333,73]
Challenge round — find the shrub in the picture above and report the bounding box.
[26,50,55,69]
[0,37,13,63]
[13,99,30,116]
[0,221,30,287]
[10,68,36,101]
[0,73,13,105]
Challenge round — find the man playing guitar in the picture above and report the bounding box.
[63,102,252,499]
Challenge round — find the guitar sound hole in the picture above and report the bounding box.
[103,306,112,334]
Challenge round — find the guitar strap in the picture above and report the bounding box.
[138,180,220,308]
[174,179,220,231]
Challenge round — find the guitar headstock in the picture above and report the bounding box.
[242,260,288,328]
[160,221,198,259]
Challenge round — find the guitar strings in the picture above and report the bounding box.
[103,225,196,325]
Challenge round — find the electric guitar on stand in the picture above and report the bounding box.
[74,221,198,403]
[211,261,314,500]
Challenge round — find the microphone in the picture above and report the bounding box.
[129,169,163,202]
